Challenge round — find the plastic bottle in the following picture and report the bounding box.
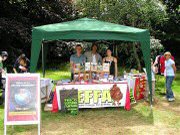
[124,70,127,79]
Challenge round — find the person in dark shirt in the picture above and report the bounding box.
[13,54,30,73]
[0,51,8,73]
[0,51,8,105]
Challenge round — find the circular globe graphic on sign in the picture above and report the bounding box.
[14,89,32,107]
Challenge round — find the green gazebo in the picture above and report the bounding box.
[30,18,152,105]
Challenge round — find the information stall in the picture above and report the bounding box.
[30,17,153,109]
[52,71,147,113]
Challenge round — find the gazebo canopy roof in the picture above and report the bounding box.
[34,17,146,33]
[32,18,149,42]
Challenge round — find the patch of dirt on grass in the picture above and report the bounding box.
[7,97,180,135]
[154,98,180,115]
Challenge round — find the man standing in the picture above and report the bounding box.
[70,44,86,81]
[84,43,102,64]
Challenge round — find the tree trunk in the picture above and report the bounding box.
[132,43,141,71]
[131,21,142,71]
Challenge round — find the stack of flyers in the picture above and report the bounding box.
[85,62,90,71]
[91,63,97,71]
[74,63,81,73]
[103,63,110,72]
[97,64,103,71]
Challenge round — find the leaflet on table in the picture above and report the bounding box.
[85,62,104,72]
[85,62,91,71]
[103,63,110,72]
[91,63,97,71]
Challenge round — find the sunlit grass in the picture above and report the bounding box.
[0,67,179,134]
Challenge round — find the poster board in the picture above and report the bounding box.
[4,74,41,135]
[60,89,78,115]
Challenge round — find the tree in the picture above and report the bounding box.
[160,0,180,64]
[0,0,77,71]
[76,0,167,69]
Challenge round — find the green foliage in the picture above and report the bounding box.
[77,0,167,32]
[76,0,168,69]
[150,36,164,59]
[0,0,77,71]
[160,0,179,37]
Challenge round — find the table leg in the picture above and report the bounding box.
[45,86,48,103]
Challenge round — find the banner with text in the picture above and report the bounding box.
[56,83,129,110]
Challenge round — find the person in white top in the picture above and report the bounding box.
[145,59,158,103]
[84,43,102,64]
[164,51,176,102]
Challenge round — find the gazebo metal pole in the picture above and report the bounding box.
[115,44,118,57]
[42,42,45,78]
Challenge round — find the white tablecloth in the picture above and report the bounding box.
[40,78,53,103]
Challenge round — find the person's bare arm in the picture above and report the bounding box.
[0,57,2,63]
[20,66,27,71]
[102,57,105,64]
[114,57,118,78]
[13,68,17,73]
[152,65,158,74]
[172,64,176,79]
[70,61,74,72]
[172,64,176,74]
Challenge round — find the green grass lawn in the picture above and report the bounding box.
[0,69,179,135]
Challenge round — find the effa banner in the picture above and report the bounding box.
[56,82,130,110]
[4,74,40,125]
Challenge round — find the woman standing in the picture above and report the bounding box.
[103,48,118,78]
[164,52,176,102]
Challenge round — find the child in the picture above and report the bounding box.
[144,59,158,103]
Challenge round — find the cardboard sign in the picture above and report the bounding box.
[60,89,78,115]
[4,74,40,127]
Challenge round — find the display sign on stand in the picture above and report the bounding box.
[4,74,41,135]
[60,89,78,115]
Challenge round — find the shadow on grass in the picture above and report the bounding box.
[4,104,155,134]
[5,72,180,134]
